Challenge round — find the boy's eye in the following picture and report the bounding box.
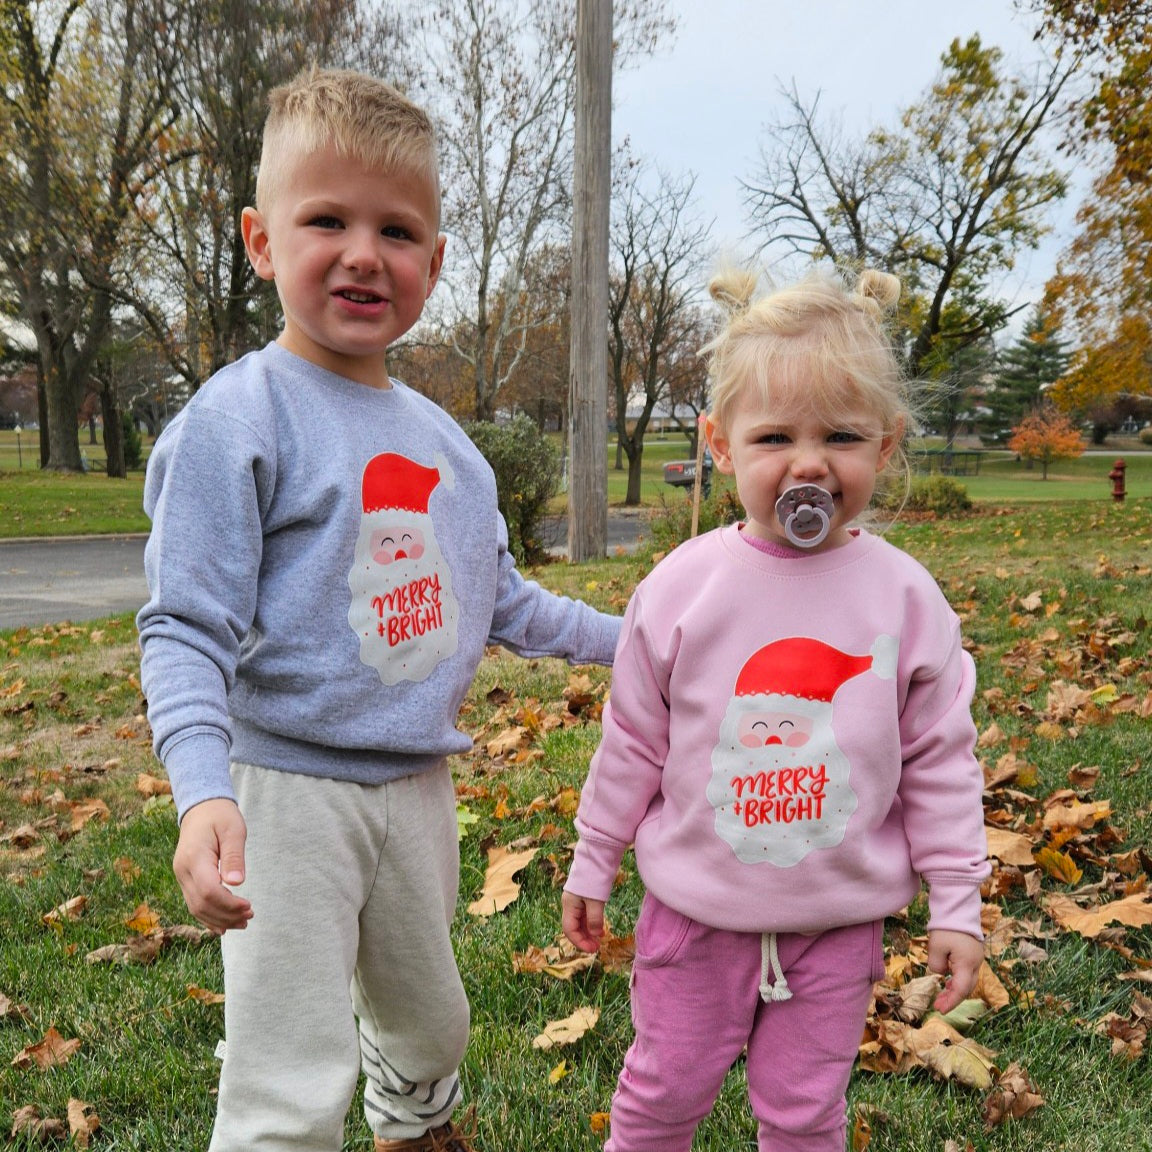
[308,215,342,229]
[381,225,414,241]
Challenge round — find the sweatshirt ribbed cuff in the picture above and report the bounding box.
[161,729,234,821]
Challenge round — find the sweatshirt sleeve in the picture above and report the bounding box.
[897,612,990,940]
[487,513,621,665]
[136,407,270,820]
[564,589,671,902]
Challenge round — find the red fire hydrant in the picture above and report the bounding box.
[1109,458,1127,502]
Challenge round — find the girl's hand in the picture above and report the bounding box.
[927,928,985,1014]
[562,891,606,953]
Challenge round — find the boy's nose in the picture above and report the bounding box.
[343,230,384,271]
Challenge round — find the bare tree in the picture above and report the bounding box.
[744,36,1076,436]
[124,0,372,395]
[0,0,187,471]
[399,0,673,423]
[609,162,713,505]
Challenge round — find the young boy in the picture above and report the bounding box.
[137,68,619,1152]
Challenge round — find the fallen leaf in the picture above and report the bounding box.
[1034,847,1082,886]
[467,845,539,917]
[186,985,225,1005]
[1042,800,1111,832]
[9,1105,67,1142]
[532,1006,600,1049]
[985,827,1036,867]
[11,1026,81,1070]
[0,992,33,1022]
[125,902,162,935]
[67,1099,101,1149]
[42,895,87,926]
[136,773,172,797]
[1046,893,1152,938]
[982,1062,1044,1129]
[548,1059,570,1083]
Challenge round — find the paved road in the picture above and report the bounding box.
[0,536,151,630]
[0,513,651,630]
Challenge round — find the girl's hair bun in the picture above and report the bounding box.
[708,268,759,318]
[852,269,901,318]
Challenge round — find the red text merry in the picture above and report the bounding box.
[372,574,444,646]
[729,764,827,827]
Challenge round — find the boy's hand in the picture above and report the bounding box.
[173,798,254,934]
[562,891,606,954]
[927,928,984,1015]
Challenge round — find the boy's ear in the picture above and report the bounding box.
[705,415,735,474]
[241,207,276,282]
[425,234,447,299]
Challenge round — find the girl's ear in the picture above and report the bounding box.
[876,415,905,473]
[241,207,276,282]
[705,415,735,474]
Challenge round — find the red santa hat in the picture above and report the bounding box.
[734,635,897,702]
[361,452,452,515]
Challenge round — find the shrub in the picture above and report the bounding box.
[647,486,744,553]
[122,412,143,470]
[877,474,972,517]
[1140,426,1152,446]
[463,414,561,566]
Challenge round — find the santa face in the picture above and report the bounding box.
[368,525,425,565]
[737,708,813,748]
[707,693,858,867]
[347,508,459,684]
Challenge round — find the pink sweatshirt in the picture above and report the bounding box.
[566,524,989,940]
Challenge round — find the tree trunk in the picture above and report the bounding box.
[625,444,643,505]
[100,384,126,479]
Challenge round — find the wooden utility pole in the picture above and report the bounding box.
[567,0,611,561]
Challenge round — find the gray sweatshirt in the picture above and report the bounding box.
[137,343,620,819]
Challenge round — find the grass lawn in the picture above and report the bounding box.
[2,499,1151,1149]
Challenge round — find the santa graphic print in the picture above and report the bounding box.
[707,635,897,867]
[347,452,461,685]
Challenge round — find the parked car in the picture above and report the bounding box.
[663,447,713,497]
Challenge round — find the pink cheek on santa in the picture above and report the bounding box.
[372,548,397,565]
[409,543,425,559]
[786,732,810,748]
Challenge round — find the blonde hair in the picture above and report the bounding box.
[705,266,914,492]
[255,68,440,217]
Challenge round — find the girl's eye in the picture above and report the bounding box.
[758,433,790,445]
[828,431,862,444]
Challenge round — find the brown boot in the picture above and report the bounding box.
[373,1111,477,1152]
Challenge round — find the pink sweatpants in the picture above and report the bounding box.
[606,893,885,1152]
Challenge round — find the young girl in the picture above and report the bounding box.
[562,267,989,1152]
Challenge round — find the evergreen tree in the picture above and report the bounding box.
[983,307,1071,440]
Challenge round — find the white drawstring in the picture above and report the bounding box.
[759,932,793,1003]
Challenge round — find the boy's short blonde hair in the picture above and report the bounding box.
[256,67,440,218]
[704,266,916,488]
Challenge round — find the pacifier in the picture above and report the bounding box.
[774,484,835,548]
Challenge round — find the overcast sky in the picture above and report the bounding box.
[612,0,1073,315]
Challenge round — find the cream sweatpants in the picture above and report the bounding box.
[208,761,469,1152]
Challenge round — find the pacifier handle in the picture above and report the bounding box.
[774,484,835,548]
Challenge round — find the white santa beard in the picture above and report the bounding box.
[707,694,858,867]
[347,515,459,685]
